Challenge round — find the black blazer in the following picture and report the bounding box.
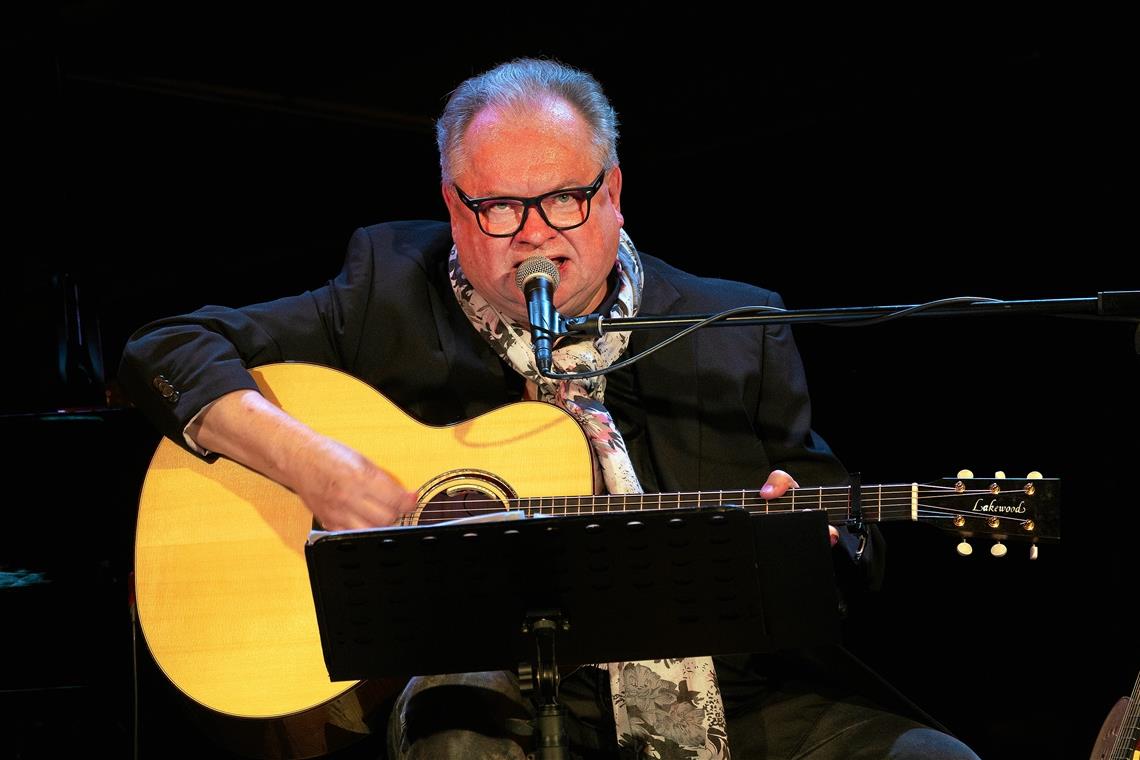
[119,220,846,493]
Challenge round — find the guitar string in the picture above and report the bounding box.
[398,489,1040,528]
[407,508,1036,527]
[400,485,1019,512]
[404,500,1026,518]
[402,493,1034,516]
[399,486,1029,512]
[1113,670,1140,758]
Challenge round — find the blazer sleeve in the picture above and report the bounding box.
[753,290,885,592]
[752,291,847,484]
[117,227,379,457]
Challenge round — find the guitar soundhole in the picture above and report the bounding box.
[422,487,504,523]
[408,469,518,526]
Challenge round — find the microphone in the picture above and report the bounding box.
[514,257,562,373]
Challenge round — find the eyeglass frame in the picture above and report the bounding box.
[453,169,607,238]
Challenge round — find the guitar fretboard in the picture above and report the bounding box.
[511,483,918,525]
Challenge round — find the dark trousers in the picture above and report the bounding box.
[386,649,981,760]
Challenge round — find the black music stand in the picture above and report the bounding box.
[305,508,841,759]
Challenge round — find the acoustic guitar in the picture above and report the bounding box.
[133,362,1060,758]
[1091,671,1140,760]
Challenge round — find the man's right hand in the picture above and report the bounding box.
[290,434,419,530]
[191,389,419,531]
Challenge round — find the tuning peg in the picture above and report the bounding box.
[1027,471,1043,480]
[956,539,973,557]
[957,469,974,479]
[990,541,1008,558]
[994,470,1006,479]
[1029,545,1039,560]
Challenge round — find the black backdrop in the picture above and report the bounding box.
[3,8,1134,760]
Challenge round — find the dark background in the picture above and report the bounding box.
[2,6,1134,759]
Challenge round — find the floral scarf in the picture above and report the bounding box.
[449,230,730,759]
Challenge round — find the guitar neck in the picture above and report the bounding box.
[503,476,1058,545]
[512,484,908,525]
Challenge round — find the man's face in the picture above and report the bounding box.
[442,98,624,324]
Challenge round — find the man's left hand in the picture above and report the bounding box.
[758,469,840,546]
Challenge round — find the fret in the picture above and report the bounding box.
[876,484,882,523]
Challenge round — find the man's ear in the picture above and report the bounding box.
[441,182,456,214]
[441,182,464,230]
[607,165,624,226]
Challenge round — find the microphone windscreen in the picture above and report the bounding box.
[515,256,560,291]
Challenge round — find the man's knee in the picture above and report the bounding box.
[405,728,528,760]
[388,673,533,760]
[888,727,981,760]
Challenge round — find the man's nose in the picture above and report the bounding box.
[513,205,558,246]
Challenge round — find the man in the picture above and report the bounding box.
[120,58,978,759]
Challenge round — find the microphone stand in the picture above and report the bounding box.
[560,291,1140,337]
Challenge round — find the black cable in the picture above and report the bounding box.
[542,297,1004,381]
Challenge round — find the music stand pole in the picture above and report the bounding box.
[522,613,570,760]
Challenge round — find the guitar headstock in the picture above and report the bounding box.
[915,470,1060,556]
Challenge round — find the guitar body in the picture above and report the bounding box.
[134,362,593,757]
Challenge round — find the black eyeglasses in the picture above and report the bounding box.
[454,169,606,237]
